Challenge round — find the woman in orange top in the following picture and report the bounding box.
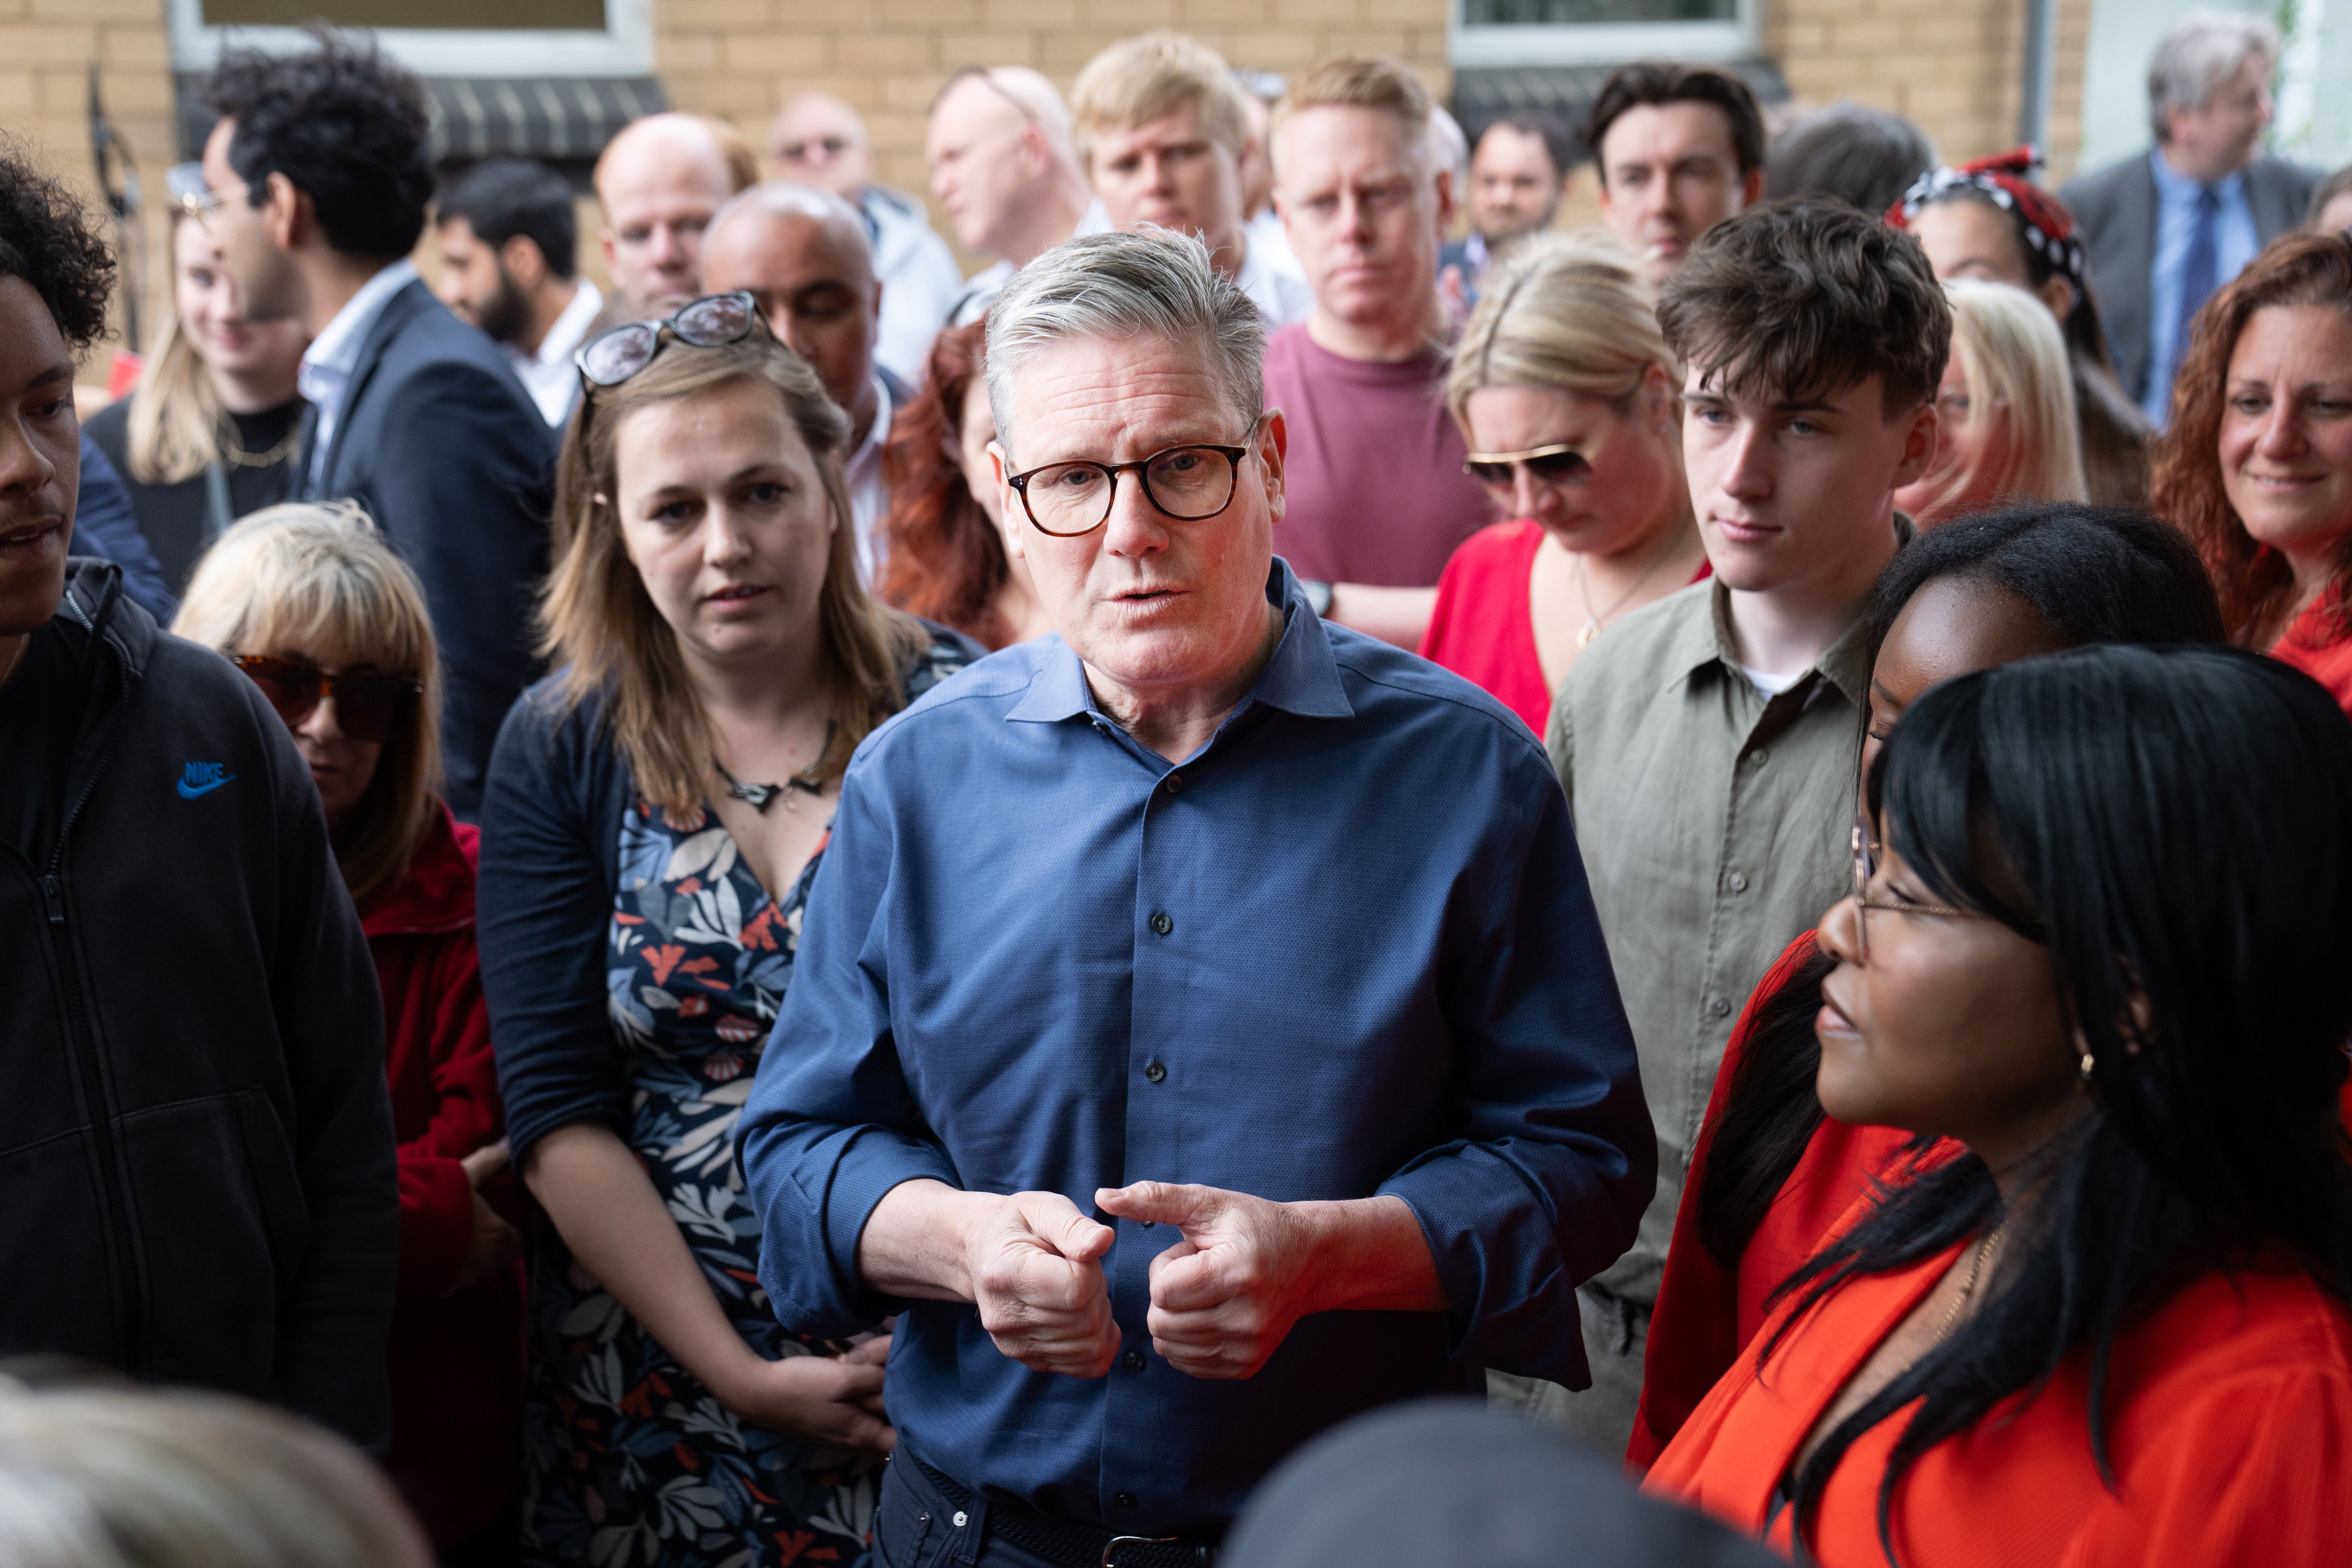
[1629,504,2225,1469]
[1647,644,2352,1566]
[2150,231,2352,714]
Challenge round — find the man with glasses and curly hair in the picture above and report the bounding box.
[740,226,1652,1564]
[0,142,396,1452]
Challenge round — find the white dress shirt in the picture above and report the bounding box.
[1234,233,1314,327]
[844,368,895,588]
[502,277,603,429]
[297,258,419,492]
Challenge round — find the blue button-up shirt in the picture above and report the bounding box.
[740,564,1652,1535]
[2143,148,2259,425]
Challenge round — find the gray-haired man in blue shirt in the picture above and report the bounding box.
[739,227,1652,1566]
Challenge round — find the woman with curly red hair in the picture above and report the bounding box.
[877,321,1051,650]
[2150,231,2352,713]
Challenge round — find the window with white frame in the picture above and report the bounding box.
[1450,0,1762,68]
[170,0,654,80]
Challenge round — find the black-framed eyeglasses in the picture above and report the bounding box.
[1464,442,1592,489]
[1850,819,1981,960]
[166,162,258,231]
[233,654,422,745]
[576,291,761,388]
[1004,435,1255,537]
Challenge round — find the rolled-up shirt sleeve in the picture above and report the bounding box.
[739,760,960,1337]
[1379,766,1654,1386]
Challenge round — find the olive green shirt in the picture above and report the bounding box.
[1546,572,1880,1306]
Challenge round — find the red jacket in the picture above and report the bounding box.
[363,801,520,1547]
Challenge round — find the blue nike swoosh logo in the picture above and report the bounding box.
[176,775,234,799]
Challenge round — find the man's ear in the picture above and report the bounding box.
[1739,165,1766,209]
[1889,396,1941,491]
[1258,408,1287,521]
[263,172,306,251]
[988,437,1024,559]
[499,234,550,290]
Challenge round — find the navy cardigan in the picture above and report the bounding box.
[478,629,979,1162]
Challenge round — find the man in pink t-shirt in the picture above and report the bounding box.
[1267,57,1493,644]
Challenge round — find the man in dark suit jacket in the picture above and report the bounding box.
[2063,12,2318,420]
[199,34,555,818]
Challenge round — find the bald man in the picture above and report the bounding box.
[770,92,965,385]
[924,66,1105,324]
[700,182,907,584]
[592,112,755,323]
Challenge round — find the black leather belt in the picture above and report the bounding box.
[911,1457,1217,1568]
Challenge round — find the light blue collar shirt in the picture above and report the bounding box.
[2143,148,2259,426]
[296,257,419,491]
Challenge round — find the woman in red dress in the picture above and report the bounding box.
[1630,503,2225,1469]
[1419,232,1707,735]
[2151,230,2352,714]
[1646,643,2352,1566]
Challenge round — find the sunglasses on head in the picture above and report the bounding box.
[233,655,422,745]
[575,291,762,389]
[1463,442,1594,489]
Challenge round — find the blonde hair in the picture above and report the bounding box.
[124,218,226,486]
[1446,230,1678,425]
[1915,278,2088,525]
[543,330,926,818]
[172,501,442,905]
[1071,32,1249,160]
[0,1382,431,1568]
[1271,56,1433,173]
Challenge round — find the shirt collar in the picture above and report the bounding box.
[845,368,893,480]
[299,258,418,385]
[1006,559,1354,727]
[2149,146,2246,203]
[534,277,604,368]
[1679,511,1917,706]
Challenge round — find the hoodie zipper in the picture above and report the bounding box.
[42,657,141,1370]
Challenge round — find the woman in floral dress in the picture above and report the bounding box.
[478,296,975,1568]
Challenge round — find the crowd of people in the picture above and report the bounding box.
[4,8,2352,1568]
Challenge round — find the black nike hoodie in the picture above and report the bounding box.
[0,559,396,1450]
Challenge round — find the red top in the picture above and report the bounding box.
[1628,932,1944,1471]
[2270,598,2352,717]
[363,801,522,1548]
[1646,1219,2352,1566]
[1418,518,1710,735]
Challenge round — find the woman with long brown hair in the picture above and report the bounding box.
[476,293,975,1567]
[877,321,1050,648]
[2149,230,2352,713]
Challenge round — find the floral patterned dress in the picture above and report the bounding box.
[521,635,968,1568]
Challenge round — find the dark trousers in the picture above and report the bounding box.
[873,1453,1064,1568]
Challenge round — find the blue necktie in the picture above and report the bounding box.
[2174,186,2221,383]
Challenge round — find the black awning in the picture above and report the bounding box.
[177,72,668,165]
[1451,59,1790,163]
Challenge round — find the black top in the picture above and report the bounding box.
[82,393,306,595]
[0,615,90,859]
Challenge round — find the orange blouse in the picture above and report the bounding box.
[2271,597,2352,718]
[1646,1233,2352,1566]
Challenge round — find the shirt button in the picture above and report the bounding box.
[1144,1060,1167,1083]
[1115,1492,1138,1511]
[1122,1348,1145,1373]
[1710,996,1732,1019]
[952,1511,969,1528]
[1164,772,1184,794]
[1727,871,1749,893]
[1150,911,1173,936]
[1749,748,1768,767]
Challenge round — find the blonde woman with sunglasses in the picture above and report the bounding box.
[1420,232,1708,734]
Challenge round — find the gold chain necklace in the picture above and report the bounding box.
[1569,530,1684,648]
[1933,1220,2008,1343]
[218,417,303,470]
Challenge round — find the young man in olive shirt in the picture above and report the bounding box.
[1536,199,1948,1450]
